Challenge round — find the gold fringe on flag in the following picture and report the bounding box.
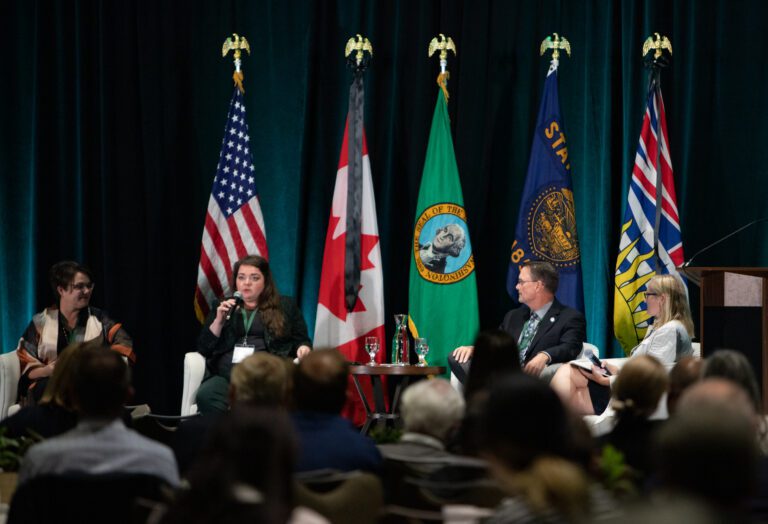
[437,71,450,100]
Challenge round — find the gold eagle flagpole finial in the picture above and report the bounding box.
[428,34,457,100]
[345,34,373,66]
[222,33,251,93]
[540,33,571,61]
[642,32,673,60]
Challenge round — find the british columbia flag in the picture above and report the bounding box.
[614,74,685,353]
[194,89,268,322]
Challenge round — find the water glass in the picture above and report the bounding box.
[415,337,429,366]
[365,336,380,366]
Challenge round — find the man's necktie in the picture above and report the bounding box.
[518,312,540,363]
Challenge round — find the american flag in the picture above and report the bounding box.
[614,75,684,352]
[194,88,268,322]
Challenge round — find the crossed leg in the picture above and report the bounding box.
[550,363,596,416]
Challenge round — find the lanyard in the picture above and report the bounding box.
[241,308,257,343]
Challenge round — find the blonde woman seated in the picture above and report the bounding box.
[551,274,694,416]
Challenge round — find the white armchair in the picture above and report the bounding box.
[1,349,138,421]
[0,351,21,420]
[181,352,206,416]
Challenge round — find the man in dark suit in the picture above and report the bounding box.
[449,261,585,382]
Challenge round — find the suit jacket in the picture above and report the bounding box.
[291,412,382,474]
[500,299,586,365]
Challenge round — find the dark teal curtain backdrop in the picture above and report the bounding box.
[2,1,767,413]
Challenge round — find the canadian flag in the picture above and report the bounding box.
[314,120,385,426]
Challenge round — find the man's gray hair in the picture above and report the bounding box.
[400,378,465,442]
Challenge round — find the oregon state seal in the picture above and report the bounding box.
[525,186,580,268]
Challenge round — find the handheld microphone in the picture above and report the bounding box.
[225,291,244,322]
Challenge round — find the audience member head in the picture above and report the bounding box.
[167,406,296,524]
[702,349,761,413]
[463,329,521,402]
[655,379,758,512]
[479,374,589,519]
[678,378,756,420]
[520,261,559,294]
[644,274,694,336]
[229,353,290,407]
[611,355,669,420]
[39,341,89,409]
[400,378,464,443]
[293,349,348,414]
[72,345,131,419]
[667,356,703,415]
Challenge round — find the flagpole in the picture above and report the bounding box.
[343,35,373,311]
[428,34,456,99]
[410,33,480,370]
[196,33,268,322]
[539,32,572,75]
[642,33,673,273]
[222,33,251,93]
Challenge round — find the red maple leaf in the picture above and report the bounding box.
[317,215,380,321]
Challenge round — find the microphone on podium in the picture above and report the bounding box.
[681,217,768,269]
[225,291,244,322]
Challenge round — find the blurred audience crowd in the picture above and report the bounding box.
[2,333,768,524]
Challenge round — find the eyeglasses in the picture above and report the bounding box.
[517,279,539,285]
[70,282,94,291]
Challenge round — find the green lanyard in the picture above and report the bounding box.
[241,308,257,343]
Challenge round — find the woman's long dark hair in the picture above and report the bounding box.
[232,255,286,337]
[463,329,521,402]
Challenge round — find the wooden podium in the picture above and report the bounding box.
[679,267,768,408]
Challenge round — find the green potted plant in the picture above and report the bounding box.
[0,428,39,504]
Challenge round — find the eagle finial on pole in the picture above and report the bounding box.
[428,33,457,72]
[222,33,251,93]
[642,32,673,60]
[540,33,571,61]
[428,34,457,100]
[345,34,373,67]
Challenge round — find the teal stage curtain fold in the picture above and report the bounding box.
[1,0,767,412]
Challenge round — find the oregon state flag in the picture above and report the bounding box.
[506,60,584,312]
[614,72,685,353]
[408,88,480,372]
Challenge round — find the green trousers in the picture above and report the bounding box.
[196,374,230,414]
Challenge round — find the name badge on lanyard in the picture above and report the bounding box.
[233,308,258,364]
[232,344,255,364]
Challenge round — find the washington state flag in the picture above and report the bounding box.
[408,88,480,372]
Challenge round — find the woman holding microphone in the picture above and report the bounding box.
[196,255,311,414]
